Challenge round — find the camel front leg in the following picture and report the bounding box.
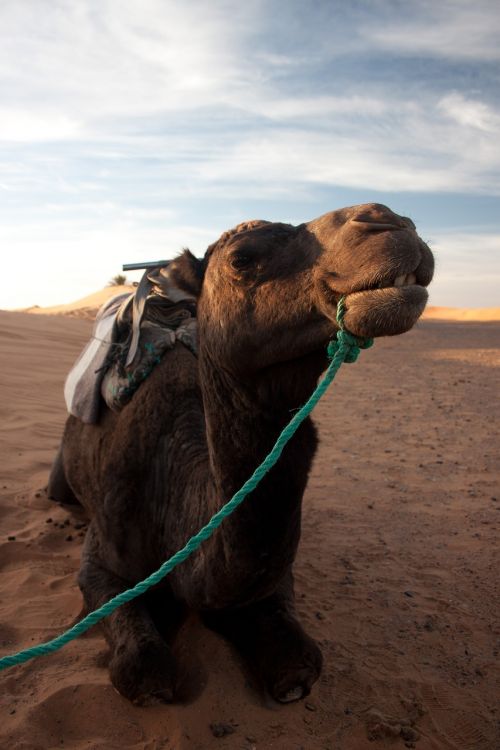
[78,526,176,705]
[202,573,322,703]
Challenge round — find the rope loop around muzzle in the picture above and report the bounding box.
[329,296,374,363]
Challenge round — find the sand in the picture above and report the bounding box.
[22,285,135,320]
[422,307,500,322]
[0,306,499,750]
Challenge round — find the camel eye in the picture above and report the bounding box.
[230,250,253,271]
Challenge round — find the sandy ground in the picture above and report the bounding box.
[22,285,134,319]
[423,307,500,322]
[0,307,499,750]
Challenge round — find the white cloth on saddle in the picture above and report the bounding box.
[64,292,132,424]
[64,266,198,425]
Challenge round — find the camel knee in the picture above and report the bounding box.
[77,556,117,609]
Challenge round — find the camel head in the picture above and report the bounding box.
[166,203,434,372]
[308,203,434,339]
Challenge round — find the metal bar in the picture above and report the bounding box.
[122,260,170,272]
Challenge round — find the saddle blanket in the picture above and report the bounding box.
[64,266,197,424]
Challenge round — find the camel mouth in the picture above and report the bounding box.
[361,270,419,292]
[341,284,429,338]
[316,275,428,339]
[316,249,432,338]
[340,252,430,295]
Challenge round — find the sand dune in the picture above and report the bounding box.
[1,310,499,749]
[423,306,500,322]
[22,285,134,319]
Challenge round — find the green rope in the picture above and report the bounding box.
[0,297,372,672]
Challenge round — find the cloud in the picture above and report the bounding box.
[1,1,498,195]
[426,230,500,306]
[0,0,258,128]
[0,109,81,143]
[181,91,500,195]
[438,93,500,132]
[1,1,498,190]
[240,95,391,121]
[428,230,500,268]
[364,0,500,61]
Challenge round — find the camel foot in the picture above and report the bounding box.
[203,604,322,703]
[264,637,323,704]
[109,639,176,706]
[278,686,305,703]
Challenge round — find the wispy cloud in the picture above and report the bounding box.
[0,109,81,142]
[1,2,498,194]
[438,93,500,132]
[427,230,500,306]
[0,0,257,125]
[364,0,500,61]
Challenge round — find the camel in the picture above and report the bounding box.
[49,203,434,705]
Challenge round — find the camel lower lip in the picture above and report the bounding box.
[341,285,428,338]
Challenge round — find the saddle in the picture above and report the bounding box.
[64,265,197,424]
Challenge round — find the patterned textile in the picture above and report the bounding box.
[64,266,197,424]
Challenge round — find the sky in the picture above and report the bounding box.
[1,0,499,309]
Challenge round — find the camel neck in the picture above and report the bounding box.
[168,345,325,608]
[199,352,321,547]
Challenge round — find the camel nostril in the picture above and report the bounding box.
[350,204,407,229]
[401,215,416,230]
[350,220,401,232]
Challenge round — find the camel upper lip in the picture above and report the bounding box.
[374,271,418,290]
[323,267,425,298]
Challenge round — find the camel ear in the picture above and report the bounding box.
[167,249,205,298]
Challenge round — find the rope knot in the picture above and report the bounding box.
[328,296,374,363]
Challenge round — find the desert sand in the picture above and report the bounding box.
[0,299,499,750]
[422,307,500,322]
[23,285,135,320]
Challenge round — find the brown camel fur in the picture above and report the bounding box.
[49,203,434,705]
